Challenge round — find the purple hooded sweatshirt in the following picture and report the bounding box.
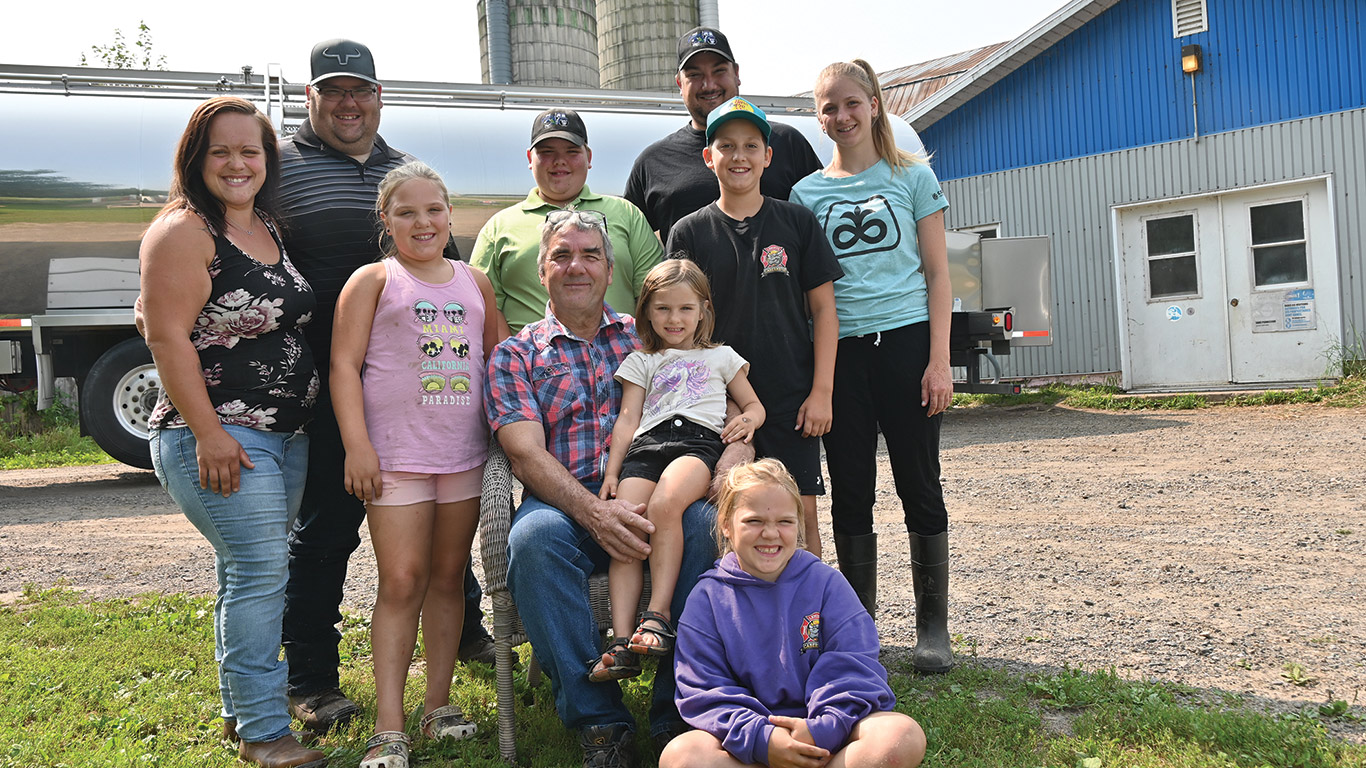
[673,549,896,765]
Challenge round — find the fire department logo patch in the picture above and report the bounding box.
[760,245,789,277]
[799,611,821,653]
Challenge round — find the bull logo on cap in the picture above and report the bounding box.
[322,47,364,65]
[689,30,717,46]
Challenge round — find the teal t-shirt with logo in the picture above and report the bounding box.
[791,159,948,338]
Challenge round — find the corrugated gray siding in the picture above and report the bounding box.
[943,106,1366,379]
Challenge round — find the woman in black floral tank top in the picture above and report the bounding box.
[140,96,326,768]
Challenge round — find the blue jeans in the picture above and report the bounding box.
[507,489,716,736]
[151,425,308,744]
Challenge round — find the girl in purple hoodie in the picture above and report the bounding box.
[662,459,926,768]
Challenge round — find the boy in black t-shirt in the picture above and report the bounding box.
[666,97,842,556]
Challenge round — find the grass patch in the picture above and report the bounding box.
[2,590,1363,767]
[953,376,1366,412]
[0,198,158,226]
[0,391,115,469]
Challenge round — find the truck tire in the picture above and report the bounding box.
[81,338,160,470]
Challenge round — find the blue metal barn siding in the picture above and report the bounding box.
[922,0,1365,182]
[942,107,1366,379]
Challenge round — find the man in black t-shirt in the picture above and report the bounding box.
[624,26,821,246]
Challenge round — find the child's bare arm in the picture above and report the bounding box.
[795,281,838,438]
[721,365,765,444]
[918,209,954,416]
[331,264,386,502]
[601,382,646,500]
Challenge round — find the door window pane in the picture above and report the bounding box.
[1249,200,1308,288]
[1150,255,1198,298]
[1144,213,1198,299]
[1146,215,1195,256]
[1254,244,1309,286]
[1250,201,1304,244]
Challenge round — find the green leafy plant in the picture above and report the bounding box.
[1281,662,1318,687]
[0,390,114,469]
[79,21,167,70]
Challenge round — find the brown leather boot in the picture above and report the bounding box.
[238,733,328,768]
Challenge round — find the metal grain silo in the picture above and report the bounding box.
[596,0,701,91]
[479,0,600,88]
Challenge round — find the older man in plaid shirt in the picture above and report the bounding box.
[484,211,715,768]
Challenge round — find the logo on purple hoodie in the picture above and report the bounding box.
[799,611,821,653]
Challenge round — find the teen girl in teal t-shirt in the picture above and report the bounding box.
[789,58,955,675]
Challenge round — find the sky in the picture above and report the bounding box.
[5,0,1072,96]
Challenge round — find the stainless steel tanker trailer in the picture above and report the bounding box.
[0,62,1049,469]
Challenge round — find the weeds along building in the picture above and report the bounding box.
[899,0,1363,391]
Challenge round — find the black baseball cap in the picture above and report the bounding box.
[677,27,735,71]
[309,39,380,87]
[529,108,589,150]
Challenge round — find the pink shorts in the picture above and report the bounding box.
[370,466,484,507]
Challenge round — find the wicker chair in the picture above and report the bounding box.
[477,438,650,764]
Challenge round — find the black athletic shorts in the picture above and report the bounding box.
[753,412,826,497]
[619,417,725,483]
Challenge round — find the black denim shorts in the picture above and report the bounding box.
[619,417,725,483]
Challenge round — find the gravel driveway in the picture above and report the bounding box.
[2,403,1362,741]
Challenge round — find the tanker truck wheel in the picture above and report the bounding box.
[81,338,159,470]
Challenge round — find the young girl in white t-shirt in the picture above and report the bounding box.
[589,258,765,682]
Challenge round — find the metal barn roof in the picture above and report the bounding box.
[876,43,1009,118]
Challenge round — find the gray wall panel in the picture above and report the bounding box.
[942,106,1366,379]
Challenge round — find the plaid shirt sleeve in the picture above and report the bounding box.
[485,334,542,432]
[484,313,639,483]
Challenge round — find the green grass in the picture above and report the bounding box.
[952,376,1366,412]
[2,589,1362,768]
[0,198,158,226]
[0,392,115,469]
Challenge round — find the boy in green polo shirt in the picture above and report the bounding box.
[471,108,662,332]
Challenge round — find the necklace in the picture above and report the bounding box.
[229,215,256,236]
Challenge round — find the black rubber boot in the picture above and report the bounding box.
[910,531,953,674]
[833,532,878,618]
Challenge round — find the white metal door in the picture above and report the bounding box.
[1119,198,1228,389]
[1221,181,1341,383]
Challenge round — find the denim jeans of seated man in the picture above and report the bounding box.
[151,425,308,744]
[507,486,716,737]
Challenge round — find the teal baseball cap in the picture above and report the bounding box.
[705,97,771,143]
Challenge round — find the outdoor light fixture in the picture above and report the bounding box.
[1181,43,1203,141]
[1182,44,1202,74]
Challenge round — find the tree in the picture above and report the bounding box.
[80,21,167,70]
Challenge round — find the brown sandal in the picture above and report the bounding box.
[627,610,676,657]
[588,637,642,682]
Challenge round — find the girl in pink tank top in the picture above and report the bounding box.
[330,163,510,766]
